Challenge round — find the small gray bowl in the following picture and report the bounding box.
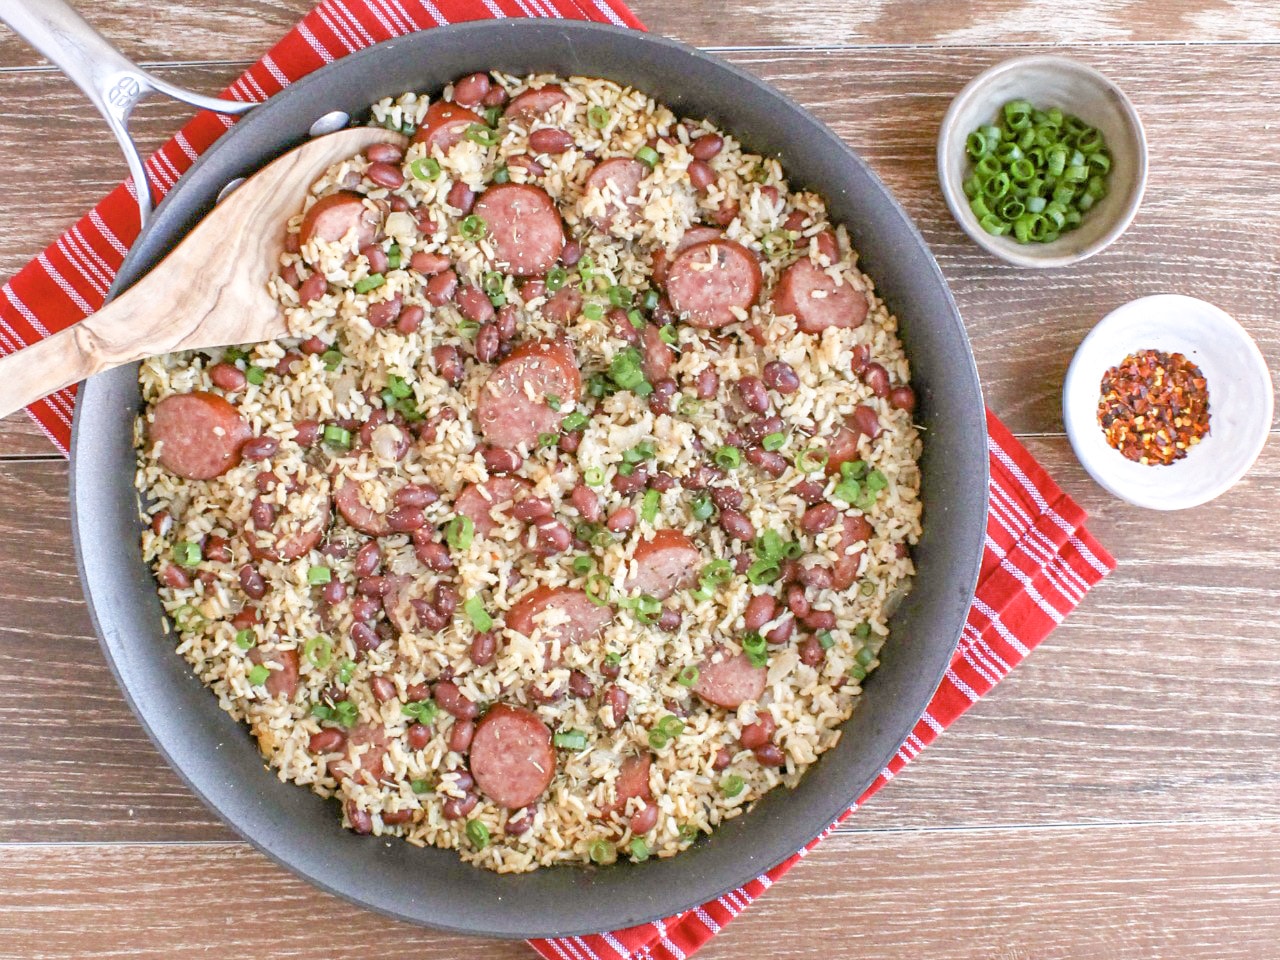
[937,54,1148,268]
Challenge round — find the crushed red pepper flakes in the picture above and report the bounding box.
[1097,348,1210,466]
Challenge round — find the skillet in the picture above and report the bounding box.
[7,0,988,938]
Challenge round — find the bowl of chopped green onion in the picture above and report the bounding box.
[938,55,1147,267]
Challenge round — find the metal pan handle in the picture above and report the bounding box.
[0,0,254,225]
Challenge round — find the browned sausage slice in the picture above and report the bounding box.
[333,474,390,536]
[616,753,653,806]
[476,339,581,449]
[584,157,648,230]
[665,240,762,329]
[246,495,331,562]
[412,100,483,153]
[639,323,674,383]
[299,191,380,248]
[506,586,613,660]
[248,645,299,700]
[831,513,872,590]
[470,703,556,809]
[626,529,700,599]
[693,650,767,708]
[674,225,723,254]
[771,258,869,333]
[454,476,533,536]
[472,184,565,277]
[328,722,390,785]
[149,391,251,480]
[503,84,569,123]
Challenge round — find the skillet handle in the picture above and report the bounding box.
[0,0,254,226]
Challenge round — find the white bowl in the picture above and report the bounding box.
[937,55,1148,268]
[1063,294,1273,510]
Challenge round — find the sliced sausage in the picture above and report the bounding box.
[454,476,533,537]
[476,339,581,449]
[328,721,389,785]
[640,323,674,383]
[832,513,873,590]
[673,225,722,254]
[248,646,299,700]
[149,392,252,480]
[412,100,483,153]
[693,650,767,709]
[584,157,648,230]
[503,84,569,123]
[244,495,331,562]
[772,258,869,333]
[469,703,556,809]
[472,183,565,277]
[615,753,652,810]
[506,586,613,662]
[542,286,583,324]
[665,240,762,329]
[625,529,700,599]
[299,191,380,248]
[333,474,390,536]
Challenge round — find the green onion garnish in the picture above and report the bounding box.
[465,818,490,848]
[465,123,500,147]
[223,347,249,364]
[720,774,745,798]
[633,593,662,624]
[387,374,412,399]
[445,515,474,551]
[794,446,828,473]
[464,595,492,631]
[538,432,559,449]
[656,714,685,739]
[410,157,441,181]
[587,105,611,130]
[641,489,660,525]
[677,396,702,416]
[354,274,385,294]
[402,699,439,725]
[336,658,356,684]
[322,424,352,449]
[702,559,733,585]
[609,348,650,395]
[246,366,266,386]
[492,166,510,184]
[658,324,677,345]
[321,348,342,371]
[582,302,604,322]
[761,432,786,452]
[848,663,867,682]
[482,271,505,298]
[170,604,203,630]
[691,493,714,521]
[818,631,835,650]
[860,581,876,597]
[761,230,794,259]
[545,394,562,412]
[607,285,633,308]
[627,309,645,330]
[642,288,660,312]
[410,778,433,794]
[857,645,876,666]
[647,729,669,750]
[604,652,622,668]
[459,215,487,241]
[172,541,202,568]
[590,839,617,864]
[234,629,255,650]
[713,446,741,470]
[553,729,588,750]
[583,466,605,487]
[635,145,659,167]
[545,266,568,291]
[572,555,595,576]
[676,665,699,687]
[585,573,614,607]
[746,559,780,586]
[247,664,270,686]
[304,635,333,669]
[307,565,332,585]
[629,838,650,861]
[854,622,872,638]
[561,410,588,432]
[678,824,699,843]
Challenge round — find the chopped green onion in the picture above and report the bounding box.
[721,774,745,798]
[607,285,633,308]
[755,530,787,561]
[641,488,660,525]
[410,157,441,181]
[656,715,685,738]
[482,271,505,299]
[321,348,342,371]
[247,664,270,686]
[860,581,876,597]
[582,302,604,322]
[463,595,492,631]
[322,424,352,449]
[234,629,255,650]
[386,244,402,271]
[445,515,474,551]
[583,466,605,487]
[585,573,614,607]
[172,541,202,568]
[587,105,611,130]
[354,274,385,294]
[402,699,439,725]
[658,324,677,345]
[691,493,714,521]
[464,123,500,147]
[604,652,622,669]
[633,594,662,625]
[572,554,595,576]
[492,166,510,184]
[246,365,266,386]
[641,288,660,312]
[676,665,700,687]
[484,105,502,127]
[170,604,203,630]
[818,630,835,650]
[857,645,877,666]
[465,818,490,848]
[304,635,333,669]
[647,729,669,750]
[561,410,588,432]
[678,824,699,843]
[677,396,702,416]
[609,348,649,394]
[794,446,828,473]
[459,215,487,241]
[848,663,867,682]
[336,658,356,684]
[746,559,780,586]
[629,837,650,860]
[627,309,645,330]
[713,446,741,470]
[334,700,358,727]
[761,432,786,452]
[538,432,559,449]
[702,559,733,584]
[387,374,412,399]
[307,565,332,585]
[545,266,568,291]
[761,230,793,259]
[635,145,659,167]
[589,839,617,864]
[553,729,588,750]
[410,778,433,794]
[854,622,872,638]
[223,346,249,364]
[544,393,562,412]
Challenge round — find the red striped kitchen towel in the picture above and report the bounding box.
[0,1,1116,956]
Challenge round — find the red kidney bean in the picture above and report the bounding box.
[481,446,521,475]
[798,565,834,590]
[691,133,723,160]
[560,239,582,266]
[719,508,755,541]
[495,304,518,341]
[351,621,381,652]
[605,685,629,726]
[799,635,826,667]
[366,142,404,164]
[790,480,826,505]
[611,467,648,496]
[433,680,478,720]
[346,799,374,835]
[654,607,681,632]
[160,565,191,589]
[847,344,870,374]
[520,279,546,304]
[861,362,890,398]
[209,362,247,392]
[746,448,788,478]
[395,484,438,509]
[406,682,432,702]
[450,770,474,792]
[735,376,769,414]
[711,486,744,511]
[387,505,426,532]
[288,422,317,449]
[734,552,753,575]
[361,244,389,275]
[762,360,800,395]
[754,743,787,767]
[802,609,837,631]
[453,72,490,107]
[569,484,601,523]
[740,715,776,750]
[470,631,498,667]
[646,378,678,416]
[299,336,327,356]
[284,231,301,254]
[508,153,545,177]
[713,746,734,771]
[366,161,404,189]
[249,498,275,530]
[390,196,410,213]
[647,471,676,494]
[406,722,433,751]
[443,793,478,821]
[528,127,574,154]
[322,580,347,606]
[370,677,396,703]
[513,497,553,522]
[309,728,346,753]
[447,180,475,214]
[239,565,266,599]
[473,322,500,363]
[350,595,380,623]
[695,367,720,400]
[242,436,279,461]
[298,272,328,304]
[353,541,381,578]
[151,511,173,538]
[742,415,782,445]
[786,583,810,619]
[558,431,582,454]
[357,572,386,594]
[411,251,450,275]
[535,518,573,554]
[413,534,453,572]
[601,656,622,680]
[688,159,716,191]
[396,305,424,335]
[529,684,564,705]
[683,464,724,490]
[889,385,917,413]
[382,809,413,826]
[629,804,659,834]
[712,198,739,225]
[483,85,508,107]
[606,507,636,533]
[432,581,458,617]
[201,535,230,563]
[744,594,777,632]
[426,268,458,306]
[568,670,595,699]
[801,502,838,534]
[505,808,534,835]
[449,719,475,753]
[414,207,437,235]
[852,404,882,440]
[765,615,794,645]
[410,598,447,632]
[458,284,496,325]
[432,344,465,386]
[369,296,402,329]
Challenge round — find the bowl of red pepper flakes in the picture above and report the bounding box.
[1064,294,1273,510]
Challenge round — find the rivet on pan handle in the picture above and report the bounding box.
[0,0,254,226]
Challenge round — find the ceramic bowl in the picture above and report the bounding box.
[937,54,1148,268]
[1063,294,1273,510]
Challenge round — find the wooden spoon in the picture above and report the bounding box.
[0,126,407,419]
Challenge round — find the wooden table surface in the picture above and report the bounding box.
[2,2,1279,957]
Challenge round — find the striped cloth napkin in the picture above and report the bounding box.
[0,0,1116,956]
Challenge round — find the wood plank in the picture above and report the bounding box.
[0,437,1276,841]
[2,0,1279,70]
[1,821,1278,959]
[0,411,55,458]
[1,46,1277,452]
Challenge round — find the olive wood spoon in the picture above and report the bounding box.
[0,126,407,419]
